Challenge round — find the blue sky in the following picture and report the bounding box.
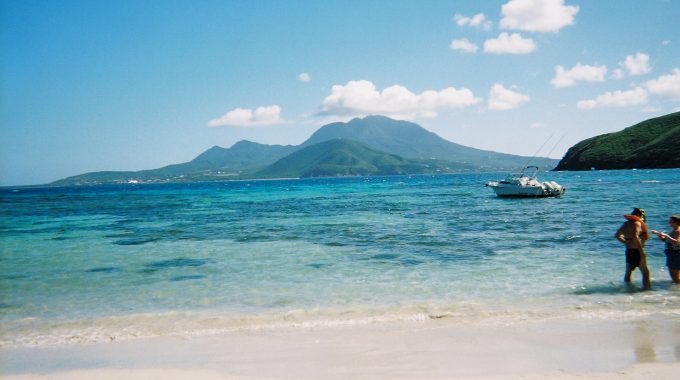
[1,0,679,186]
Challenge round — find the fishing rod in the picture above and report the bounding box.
[522,132,554,169]
[544,134,566,169]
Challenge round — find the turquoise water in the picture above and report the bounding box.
[1,170,679,346]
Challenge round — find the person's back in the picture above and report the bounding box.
[616,219,643,249]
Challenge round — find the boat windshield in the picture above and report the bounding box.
[519,166,540,179]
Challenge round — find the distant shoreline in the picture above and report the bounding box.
[3,167,680,189]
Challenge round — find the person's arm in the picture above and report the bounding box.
[615,225,626,244]
[657,231,680,245]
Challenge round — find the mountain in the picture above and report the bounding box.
[51,115,557,186]
[302,115,550,169]
[146,140,296,175]
[554,112,680,171]
[253,138,471,178]
[187,140,297,172]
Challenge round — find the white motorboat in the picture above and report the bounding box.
[485,166,565,197]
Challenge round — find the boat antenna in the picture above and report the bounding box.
[522,133,554,169]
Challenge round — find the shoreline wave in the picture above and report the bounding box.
[3,298,679,348]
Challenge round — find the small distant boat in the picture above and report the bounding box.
[485,166,565,197]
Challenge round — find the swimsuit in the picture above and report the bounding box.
[665,231,680,270]
[626,248,641,269]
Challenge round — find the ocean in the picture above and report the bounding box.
[1,169,679,347]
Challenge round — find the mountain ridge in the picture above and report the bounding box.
[302,115,538,168]
[50,116,558,186]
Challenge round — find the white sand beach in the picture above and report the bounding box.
[3,365,679,380]
[3,317,679,379]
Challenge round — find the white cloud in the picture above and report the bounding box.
[318,80,481,120]
[621,52,651,76]
[298,73,311,82]
[551,63,607,88]
[484,32,536,54]
[488,84,530,110]
[576,87,648,109]
[576,100,597,109]
[453,13,492,30]
[642,106,662,113]
[500,0,579,33]
[662,40,671,46]
[644,68,680,99]
[450,38,478,53]
[612,68,625,80]
[208,105,284,127]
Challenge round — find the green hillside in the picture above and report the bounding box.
[555,112,680,170]
[253,139,468,178]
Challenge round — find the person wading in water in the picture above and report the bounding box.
[651,214,680,284]
[615,208,651,290]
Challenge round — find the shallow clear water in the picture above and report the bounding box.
[1,170,679,345]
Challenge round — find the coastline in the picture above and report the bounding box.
[3,316,679,379]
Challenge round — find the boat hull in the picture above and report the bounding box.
[489,185,546,197]
[486,182,566,198]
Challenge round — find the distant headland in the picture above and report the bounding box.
[554,112,680,171]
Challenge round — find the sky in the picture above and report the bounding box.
[1,0,679,186]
